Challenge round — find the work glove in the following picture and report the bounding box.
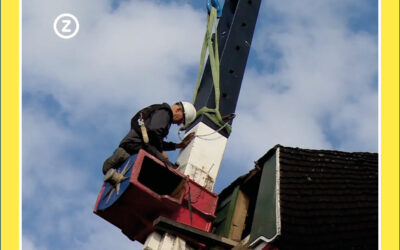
[143,144,175,167]
[160,151,179,168]
[176,132,196,149]
[161,151,169,160]
[161,157,179,169]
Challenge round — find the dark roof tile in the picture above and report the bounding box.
[275,146,378,250]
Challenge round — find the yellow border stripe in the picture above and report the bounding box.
[0,1,394,250]
[381,0,399,249]
[1,0,20,249]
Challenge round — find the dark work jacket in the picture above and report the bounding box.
[119,103,176,155]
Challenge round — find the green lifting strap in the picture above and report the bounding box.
[197,107,231,134]
[188,7,232,134]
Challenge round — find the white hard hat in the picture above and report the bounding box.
[180,101,197,126]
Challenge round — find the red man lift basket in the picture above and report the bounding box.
[94,149,218,243]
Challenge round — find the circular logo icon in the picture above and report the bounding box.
[53,13,79,39]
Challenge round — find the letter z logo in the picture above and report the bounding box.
[54,13,80,39]
[61,19,72,33]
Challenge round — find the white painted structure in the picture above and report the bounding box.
[144,232,194,250]
[143,122,228,249]
[176,122,228,190]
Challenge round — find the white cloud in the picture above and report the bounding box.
[23,1,206,249]
[217,0,377,186]
[22,107,88,199]
[22,106,141,249]
[23,0,204,129]
[23,235,48,250]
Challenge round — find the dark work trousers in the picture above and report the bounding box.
[102,143,173,174]
[102,143,141,174]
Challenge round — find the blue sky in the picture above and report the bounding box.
[22,0,378,249]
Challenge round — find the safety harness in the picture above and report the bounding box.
[131,103,172,144]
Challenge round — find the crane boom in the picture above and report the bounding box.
[189,0,262,138]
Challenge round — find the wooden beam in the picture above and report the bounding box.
[153,217,238,249]
[229,190,250,241]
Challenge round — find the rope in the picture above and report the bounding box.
[178,119,230,141]
[184,6,232,134]
[196,107,231,134]
[186,176,193,225]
